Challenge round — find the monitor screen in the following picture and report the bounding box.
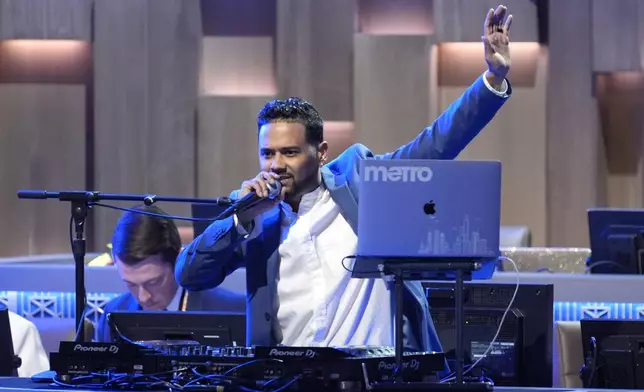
[0,304,18,376]
[470,340,516,373]
[431,307,523,384]
[107,310,246,347]
[587,208,644,274]
[424,282,553,387]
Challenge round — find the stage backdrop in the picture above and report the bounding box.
[0,0,641,256]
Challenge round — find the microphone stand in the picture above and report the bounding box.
[17,190,233,342]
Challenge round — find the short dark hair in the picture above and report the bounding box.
[257,97,324,145]
[111,204,181,266]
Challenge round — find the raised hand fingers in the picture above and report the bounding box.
[484,5,508,35]
[484,8,495,35]
[494,5,507,21]
[503,14,513,36]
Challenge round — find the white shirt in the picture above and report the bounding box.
[238,186,393,347]
[9,311,49,377]
[166,286,183,311]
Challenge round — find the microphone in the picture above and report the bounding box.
[215,181,282,221]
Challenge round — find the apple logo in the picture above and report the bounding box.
[423,200,436,215]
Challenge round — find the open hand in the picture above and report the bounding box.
[482,5,513,82]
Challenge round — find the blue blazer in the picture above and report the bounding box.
[175,75,511,351]
[95,286,246,342]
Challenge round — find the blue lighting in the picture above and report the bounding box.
[3,290,644,324]
[0,290,119,325]
[553,301,644,321]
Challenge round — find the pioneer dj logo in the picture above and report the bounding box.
[377,359,420,371]
[268,348,317,358]
[73,344,119,354]
[364,166,433,183]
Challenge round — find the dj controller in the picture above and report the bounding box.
[50,341,446,391]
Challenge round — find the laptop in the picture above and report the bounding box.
[354,159,502,281]
[191,203,228,237]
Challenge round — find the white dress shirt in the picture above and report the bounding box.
[9,311,49,377]
[238,185,393,347]
[272,186,393,346]
[236,72,508,346]
[166,286,183,311]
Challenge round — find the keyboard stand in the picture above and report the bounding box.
[352,258,493,392]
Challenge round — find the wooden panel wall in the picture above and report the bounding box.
[93,0,201,249]
[0,85,85,256]
[591,0,642,72]
[354,35,434,156]
[597,73,644,208]
[277,0,355,121]
[196,1,276,204]
[7,0,644,255]
[591,0,644,218]
[358,0,434,35]
[200,37,275,96]
[200,0,275,37]
[0,0,92,40]
[197,97,272,198]
[0,41,91,84]
[546,0,601,247]
[433,0,538,42]
[0,0,91,257]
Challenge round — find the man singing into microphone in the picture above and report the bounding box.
[176,5,513,351]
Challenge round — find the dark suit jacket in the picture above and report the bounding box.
[96,286,246,342]
[174,75,511,351]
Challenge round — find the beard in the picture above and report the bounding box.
[285,170,321,201]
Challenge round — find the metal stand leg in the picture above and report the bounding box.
[394,271,404,383]
[455,268,464,384]
[366,262,493,392]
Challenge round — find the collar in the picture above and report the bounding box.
[166,285,183,311]
[281,183,326,217]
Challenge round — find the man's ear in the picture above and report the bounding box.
[318,141,328,165]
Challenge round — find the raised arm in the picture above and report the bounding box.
[378,5,513,161]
